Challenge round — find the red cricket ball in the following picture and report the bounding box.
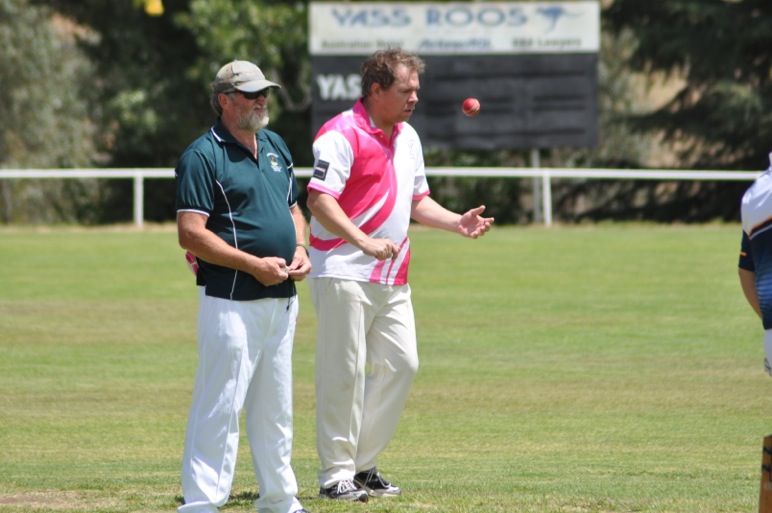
[462,98,480,117]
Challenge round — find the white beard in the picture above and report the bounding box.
[237,109,269,132]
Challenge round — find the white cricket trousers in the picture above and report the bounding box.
[179,289,303,513]
[309,278,419,488]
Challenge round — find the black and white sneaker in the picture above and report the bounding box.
[318,479,368,502]
[354,467,401,498]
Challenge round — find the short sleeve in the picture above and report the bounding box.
[309,131,355,198]
[175,149,215,215]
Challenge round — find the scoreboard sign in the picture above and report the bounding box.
[309,2,600,150]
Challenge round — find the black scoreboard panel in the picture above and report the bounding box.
[311,53,598,150]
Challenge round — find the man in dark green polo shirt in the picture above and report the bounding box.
[175,60,311,513]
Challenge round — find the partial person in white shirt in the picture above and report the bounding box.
[739,152,772,376]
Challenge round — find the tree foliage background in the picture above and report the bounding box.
[603,0,772,222]
[0,0,101,223]
[1,0,770,224]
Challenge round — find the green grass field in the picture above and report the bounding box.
[0,223,766,513]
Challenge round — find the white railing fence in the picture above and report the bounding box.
[0,167,761,227]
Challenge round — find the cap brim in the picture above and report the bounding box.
[234,79,281,92]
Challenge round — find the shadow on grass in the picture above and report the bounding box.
[175,490,261,509]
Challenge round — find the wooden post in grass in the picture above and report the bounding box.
[760,435,772,513]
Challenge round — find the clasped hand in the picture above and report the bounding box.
[362,238,400,261]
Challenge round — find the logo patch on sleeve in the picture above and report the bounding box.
[313,160,330,180]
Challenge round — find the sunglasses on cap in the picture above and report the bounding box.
[234,88,271,100]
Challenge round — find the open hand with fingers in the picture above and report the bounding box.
[457,205,494,239]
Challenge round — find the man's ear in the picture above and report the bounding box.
[218,92,231,111]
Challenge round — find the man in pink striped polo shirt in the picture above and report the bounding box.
[306,48,494,502]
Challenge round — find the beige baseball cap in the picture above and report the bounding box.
[211,60,280,94]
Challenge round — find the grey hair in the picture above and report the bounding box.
[210,89,233,116]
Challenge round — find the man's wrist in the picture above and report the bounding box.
[296,243,309,256]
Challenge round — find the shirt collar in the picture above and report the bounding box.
[352,98,402,141]
[210,118,235,144]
